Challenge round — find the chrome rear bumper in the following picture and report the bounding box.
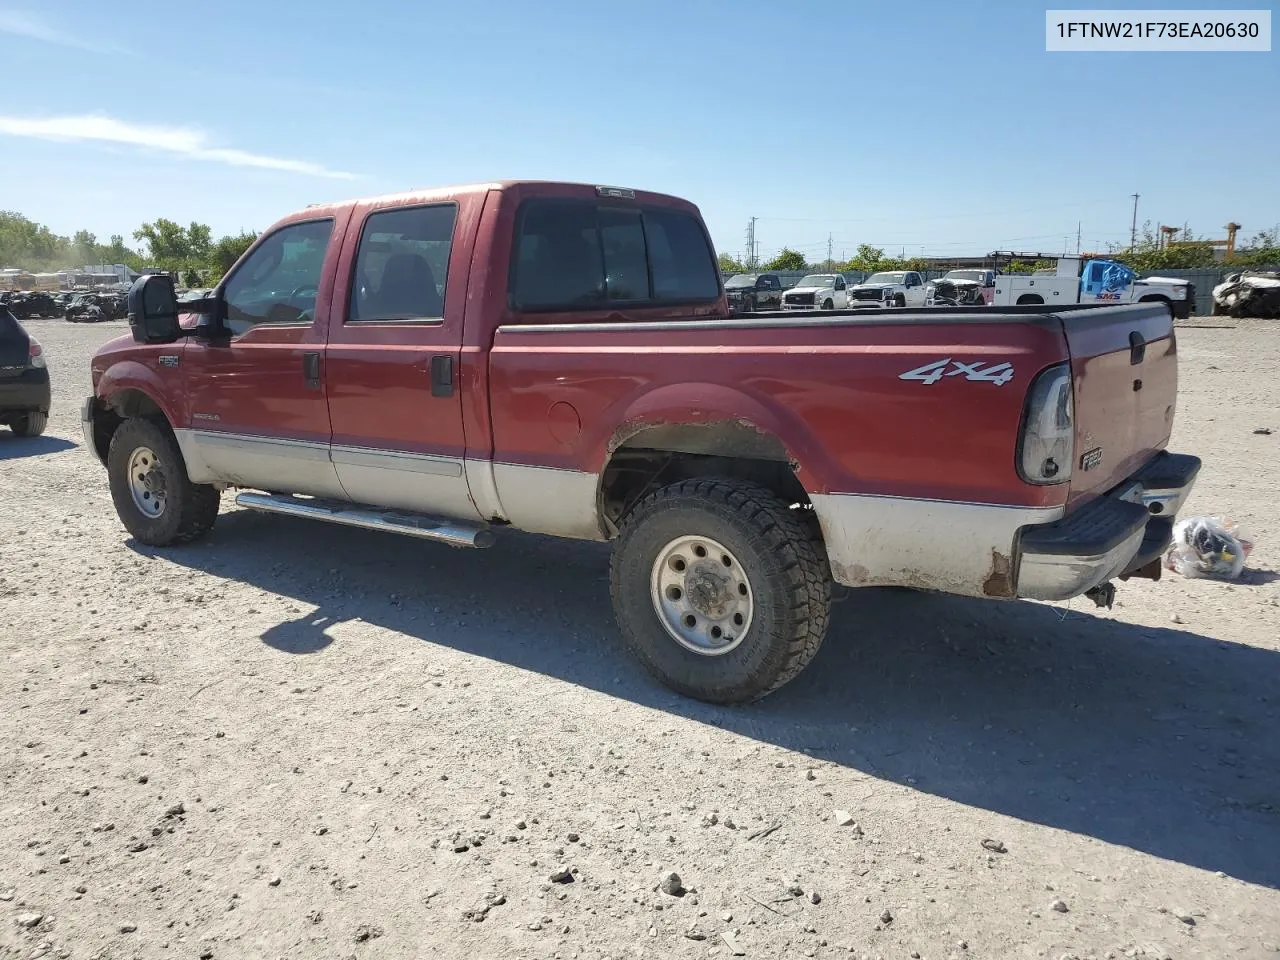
[1016,452,1201,601]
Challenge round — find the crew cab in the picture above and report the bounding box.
[991,257,1195,318]
[723,272,784,314]
[780,274,849,311]
[848,270,928,307]
[84,181,1200,704]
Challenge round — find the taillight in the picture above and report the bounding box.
[1018,362,1073,484]
[29,340,47,369]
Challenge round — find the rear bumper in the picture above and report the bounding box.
[0,368,51,415]
[1015,451,1201,601]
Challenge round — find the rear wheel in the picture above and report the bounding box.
[107,417,220,546]
[1016,294,1044,305]
[610,478,831,704]
[9,412,47,437]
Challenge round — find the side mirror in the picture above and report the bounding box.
[127,274,181,344]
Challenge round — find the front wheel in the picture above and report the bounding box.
[107,418,220,546]
[893,294,906,307]
[610,478,832,704]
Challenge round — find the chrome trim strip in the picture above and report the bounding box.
[330,444,463,478]
[193,430,330,462]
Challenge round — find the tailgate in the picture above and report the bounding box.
[1060,303,1178,506]
[0,308,31,377]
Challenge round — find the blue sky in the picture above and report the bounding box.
[1,0,1276,261]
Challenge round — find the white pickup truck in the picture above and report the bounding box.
[780,273,850,311]
[991,257,1194,318]
[847,270,928,308]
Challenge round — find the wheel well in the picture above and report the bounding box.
[599,421,811,536]
[92,390,169,461]
[1016,294,1044,305]
[1139,294,1170,302]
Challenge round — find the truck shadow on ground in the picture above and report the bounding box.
[0,434,77,460]
[145,510,1280,890]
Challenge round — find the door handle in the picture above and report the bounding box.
[302,352,321,389]
[1129,331,1146,365]
[430,355,454,398]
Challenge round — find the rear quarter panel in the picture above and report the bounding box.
[487,312,1073,509]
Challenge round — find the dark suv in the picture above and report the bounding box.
[723,273,784,314]
[0,308,51,437]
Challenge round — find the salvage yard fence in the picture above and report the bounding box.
[725,266,1280,315]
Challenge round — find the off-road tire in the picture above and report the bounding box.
[610,478,832,704]
[108,417,220,546]
[9,411,47,437]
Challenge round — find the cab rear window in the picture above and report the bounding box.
[510,199,719,312]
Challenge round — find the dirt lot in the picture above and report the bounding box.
[2,316,1278,960]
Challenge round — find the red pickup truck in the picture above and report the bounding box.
[84,180,1200,704]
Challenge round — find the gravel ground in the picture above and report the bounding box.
[2,316,1278,960]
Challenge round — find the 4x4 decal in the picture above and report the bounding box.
[899,358,1015,386]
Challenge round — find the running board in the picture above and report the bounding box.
[234,492,496,549]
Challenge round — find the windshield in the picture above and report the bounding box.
[797,275,835,287]
[724,275,756,289]
[866,272,906,285]
[945,270,983,282]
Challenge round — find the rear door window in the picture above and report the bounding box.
[349,204,458,322]
[510,199,719,312]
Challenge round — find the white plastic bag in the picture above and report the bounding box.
[1164,516,1254,580]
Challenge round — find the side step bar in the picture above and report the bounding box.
[234,492,496,549]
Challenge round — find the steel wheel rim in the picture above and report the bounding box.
[650,535,754,657]
[127,446,167,519]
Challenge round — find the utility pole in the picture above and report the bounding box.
[1130,194,1139,250]
[1076,221,1081,255]
[826,234,833,270]
[744,219,757,269]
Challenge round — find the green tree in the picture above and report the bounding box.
[187,222,213,263]
[71,230,97,265]
[763,247,806,271]
[718,252,747,274]
[0,211,67,269]
[209,231,259,278]
[133,218,193,265]
[844,244,886,273]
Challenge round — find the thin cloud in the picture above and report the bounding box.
[0,114,360,180]
[0,9,125,53]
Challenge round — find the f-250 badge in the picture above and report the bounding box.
[899,358,1015,386]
